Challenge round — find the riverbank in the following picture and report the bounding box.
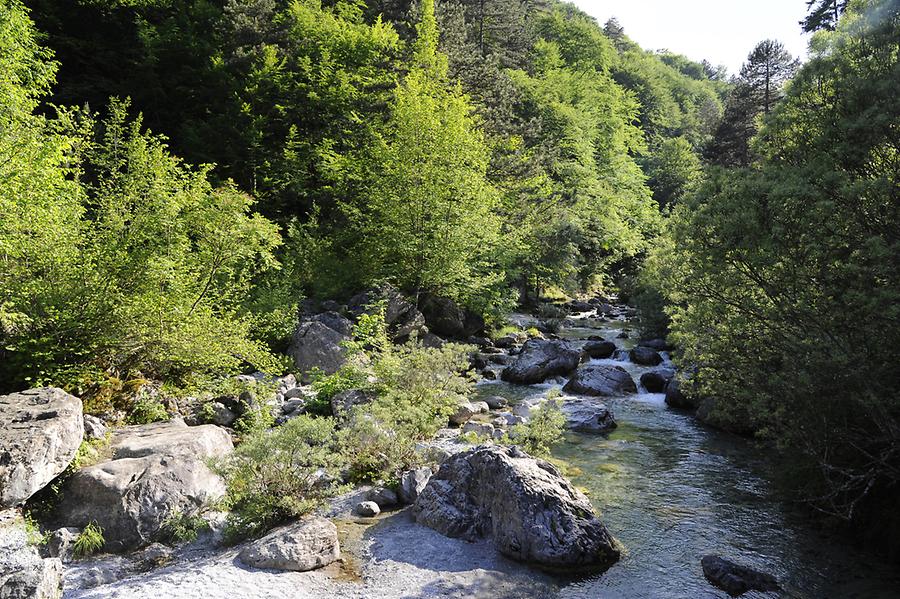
[17,300,900,599]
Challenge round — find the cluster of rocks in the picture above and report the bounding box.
[287,285,487,385]
[0,387,240,595]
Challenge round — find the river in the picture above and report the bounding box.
[473,311,900,599]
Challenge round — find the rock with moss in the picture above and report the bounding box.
[413,445,620,572]
[0,387,84,508]
[55,419,232,552]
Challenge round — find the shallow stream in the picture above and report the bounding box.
[475,313,900,599]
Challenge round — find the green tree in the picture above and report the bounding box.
[661,0,900,546]
[341,0,500,302]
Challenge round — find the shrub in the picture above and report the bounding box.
[159,509,210,544]
[211,415,347,542]
[339,339,473,483]
[505,400,566,457]
[127,396,169,425]
[73,522,105,558]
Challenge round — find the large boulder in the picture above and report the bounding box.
[664,378,698,410]
[287,315,352,383]
[640,369,675,393]
[583,340,616,359]
[701,555,779,596]
[238,517,339,572]
[561,401,617,433]
[0,388,84,509]
[1,510,63,599]
[413,446,620,572]
[56,420,232,552]
[501,339,581,385]
[629,346,663,366]
[563,365,637,397]
[419,294,484,339]
[348,284,427,341]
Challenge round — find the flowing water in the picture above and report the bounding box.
[475,313,900,599]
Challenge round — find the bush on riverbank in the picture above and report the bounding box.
[212,415,347,542]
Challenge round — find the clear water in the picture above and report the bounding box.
[475,317,900,599]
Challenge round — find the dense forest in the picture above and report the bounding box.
[1,0,899,590]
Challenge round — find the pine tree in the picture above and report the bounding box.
[706,40,798,166]
[802,0,849,32]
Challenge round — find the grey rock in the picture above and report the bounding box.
[366,487,398,509]
[701,555,779,596]
[282,387,305,401]
[280,398,306,415]
[497,412,527,426]
[462,422,495,438]
[562,401,617,433]
[413,446,620,571]
[288,318,351,384]
[207,402,237,427]
[0,510,63,599]
[331,389,376,418]
[629,346,663,366]
[310,311,352,336]
[355,501,380,517]
[42,527,79,563]
[583,340,616,359]
[491,416,508,428]
[278,373,298,390]
[238,518,339,572]
[501,339,581,385]
[56,420,232,552]
[640,370,674,393]
[449,403,477,426]
[494,335,518,349]
[563,365,637,397]
[484,396,509,410]
[419,294,484,339]
[664,378,698,410]
[399,467,432,504]
[0,387,84,508]
[470,401,490,414]
[82,415,107,441]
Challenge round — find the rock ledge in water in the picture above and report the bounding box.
[563,364,636,397]
[413,445,620,572]
[501,339,581,385]
[701,555,779,596]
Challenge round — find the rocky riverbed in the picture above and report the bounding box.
[4,296,900,599]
